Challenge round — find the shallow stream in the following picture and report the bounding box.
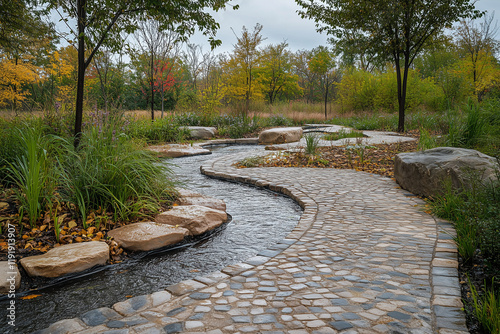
[1,145,302,333]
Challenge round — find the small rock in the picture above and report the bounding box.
[0,261,21,294]
[20,241,109,278]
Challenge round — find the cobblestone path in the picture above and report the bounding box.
[38,150,467,334]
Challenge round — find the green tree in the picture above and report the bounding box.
[257,42,302,104]
[230,23,265,114]
[293,49,319,103]
[455,13,499,101]
[308,46,336,119]
[296,0,481,132]
[48,0,238,147]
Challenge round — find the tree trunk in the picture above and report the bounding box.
[150,53,155,121]
[74,0,86,148]
[324,75,329,120]
[395,54,410,133]
[161,83,164,119]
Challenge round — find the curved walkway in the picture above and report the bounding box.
[38,150,467,334]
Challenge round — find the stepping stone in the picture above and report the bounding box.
[20,241,109,278]
[147,144,211,158]
[258,127,303,144]
[108,222,189,252]
[176,189,227,211]
[156,205,227,236]
[0,261,21,294]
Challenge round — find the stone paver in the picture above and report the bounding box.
[37,133,466,334]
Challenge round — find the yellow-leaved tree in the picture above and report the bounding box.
[221,24,265,114]
[0,55,39,110]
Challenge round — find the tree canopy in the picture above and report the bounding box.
[296,0,482,132]
[47,0,238,146]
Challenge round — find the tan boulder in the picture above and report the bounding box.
[108,222,189,252]
[20,241,109,278]
[156,205,227,236]
[176,188,226,211]
[147,144,211,158]
[177,188,203,198]
[0,261,21,294]
[259,127,303,144]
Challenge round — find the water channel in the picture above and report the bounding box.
[1,145,302,333]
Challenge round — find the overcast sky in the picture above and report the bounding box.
[189,0,500,54]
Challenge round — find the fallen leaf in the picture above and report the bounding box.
[68,220,77,229]
[40,225,47,232]
[20,294,42,300]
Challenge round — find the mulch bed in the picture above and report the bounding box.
[0,194,172,264]
[237,140,419,179]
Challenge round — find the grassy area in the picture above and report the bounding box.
[0,112,177,259]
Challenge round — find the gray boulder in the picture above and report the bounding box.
[259,127,303,145]
[180,126,217,140]
[394,147,499,198]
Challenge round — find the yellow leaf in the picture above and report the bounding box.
[68,220,77,229]
[20,294,42,300]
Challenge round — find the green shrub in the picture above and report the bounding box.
[127,117,188,143]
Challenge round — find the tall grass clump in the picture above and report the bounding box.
[304,134,320,155]
[6,122,58,227]
[470,278,500,334]
[61,110,177,223]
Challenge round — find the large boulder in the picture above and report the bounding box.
[180,126,217,140]
[20,241,109,278]
[0,261,21,294]
[156,205,227,236]
[147,144,211,158]
[175,188,226,211]
[259,127,303,145]
[395,147,499,198]
[107,222,189,252]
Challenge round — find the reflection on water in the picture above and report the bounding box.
[1,145,301,333]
